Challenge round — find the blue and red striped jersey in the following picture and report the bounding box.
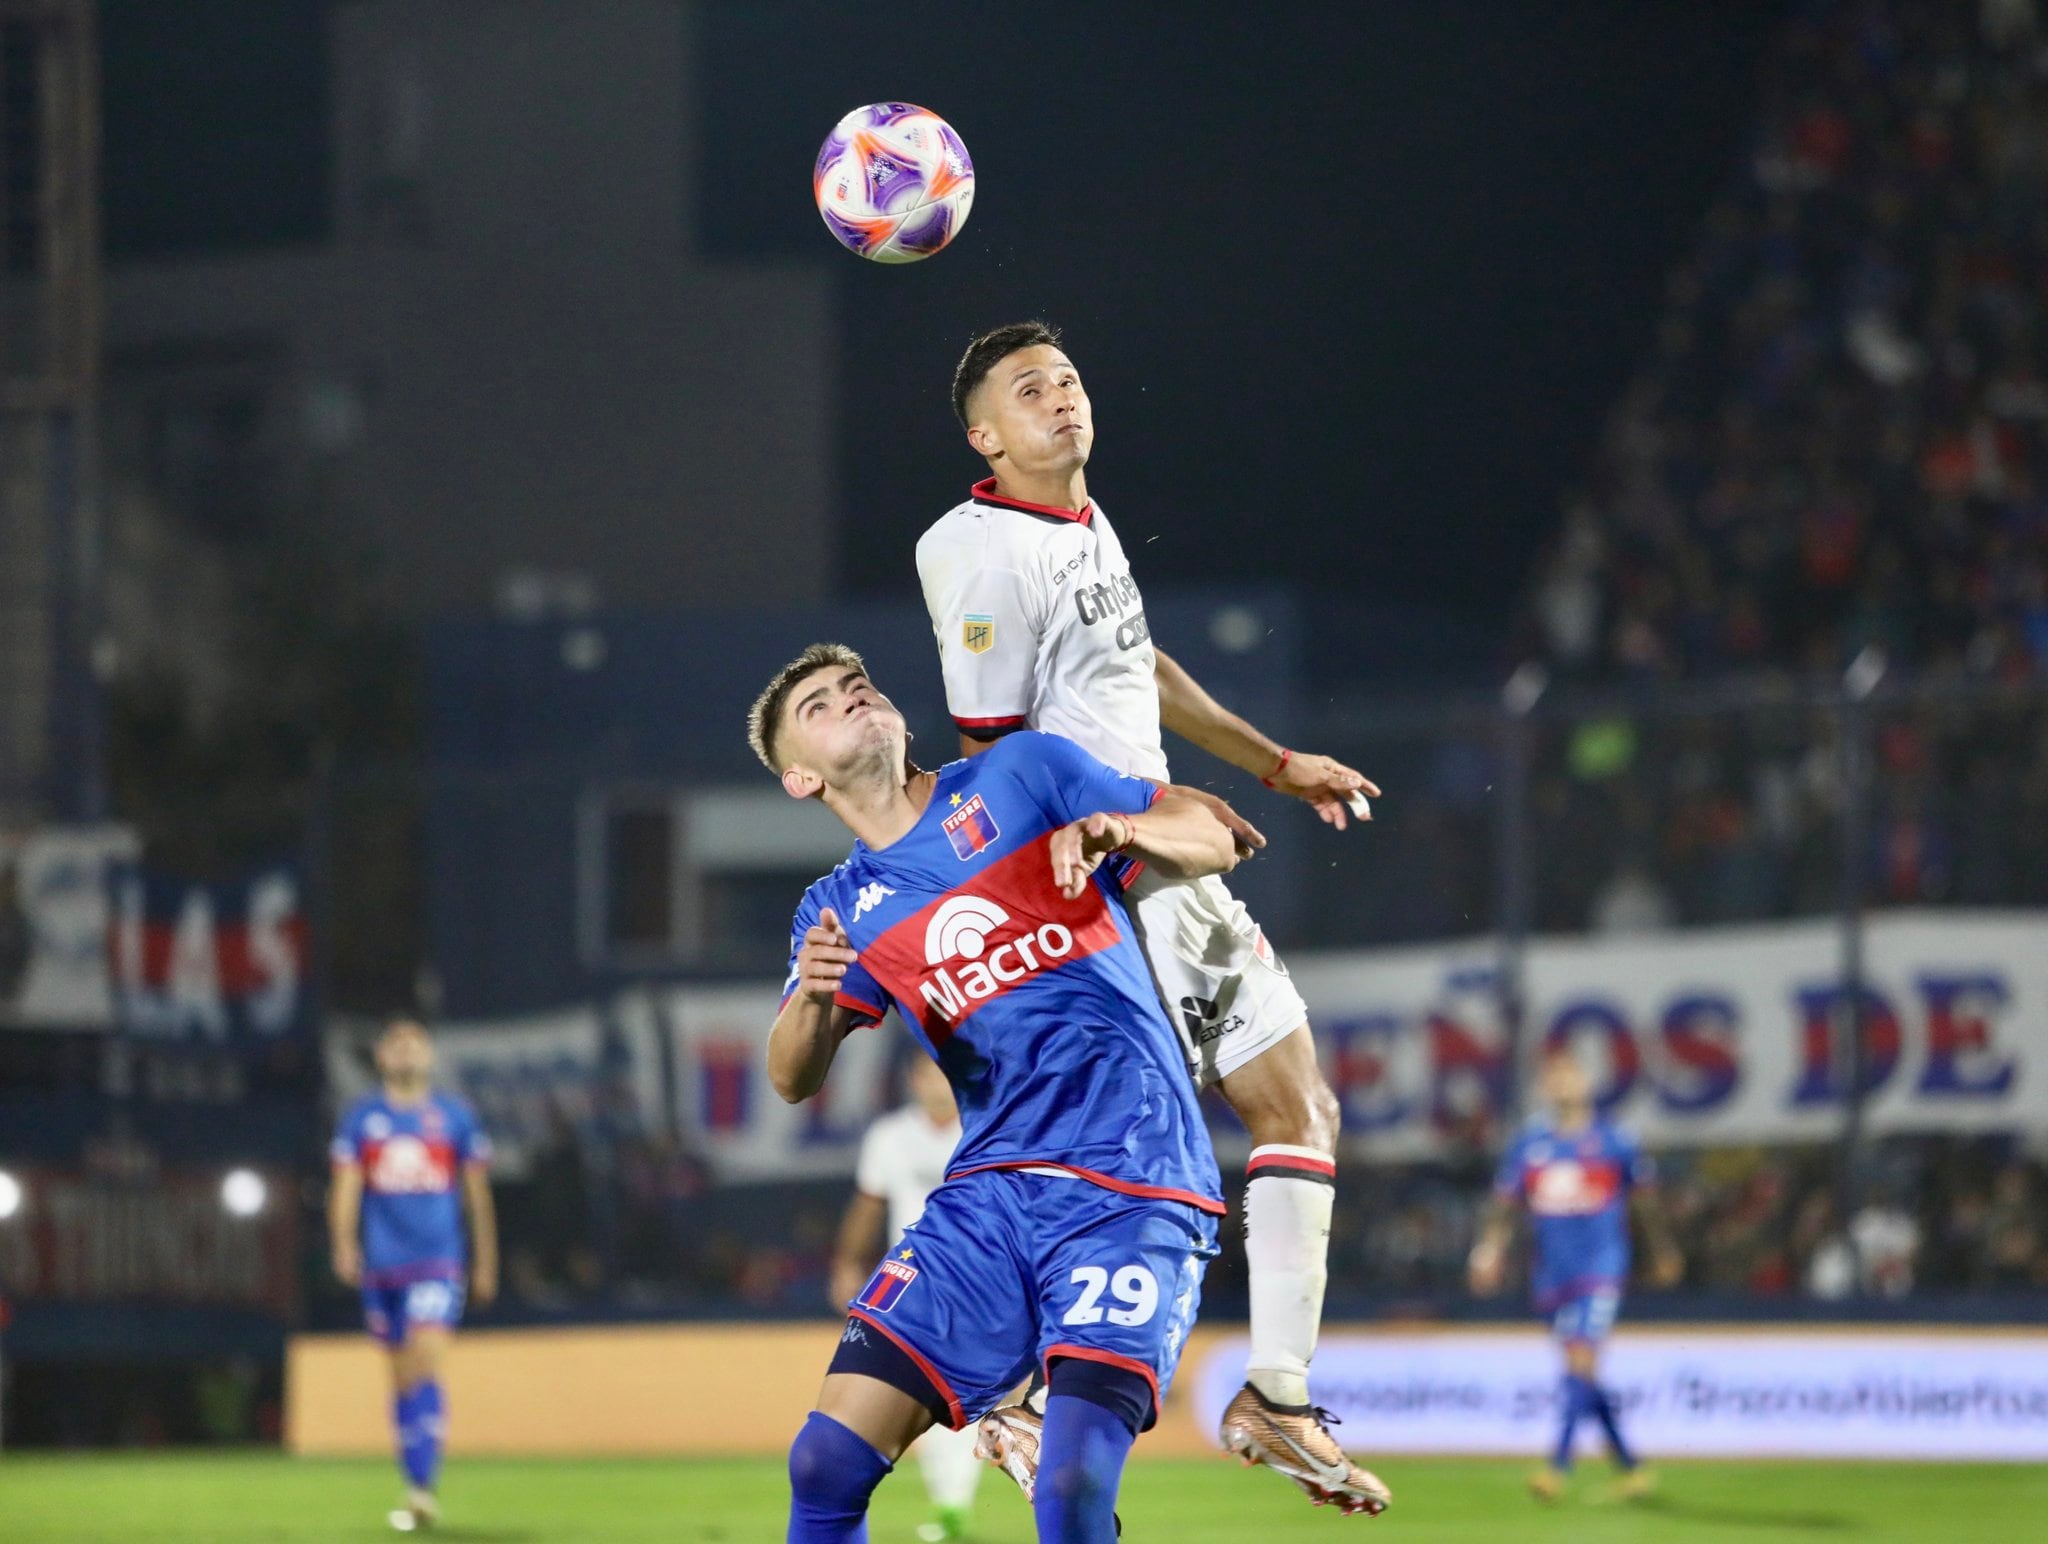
[782,732,1223,1216]
[331,1090,491,1286]
[1494,1116,1650,1309]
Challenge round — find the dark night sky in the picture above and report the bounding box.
[102,1,1790,664]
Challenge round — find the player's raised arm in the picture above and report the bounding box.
[1050,790,1238,898]
[769,907,869,1103]
[1152,646,1381,829]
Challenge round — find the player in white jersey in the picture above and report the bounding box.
[917,321,1388,1516]
[829,1056,985,1542]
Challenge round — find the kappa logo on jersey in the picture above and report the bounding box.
[858,1251,920,1313]
[919,894,1076,1023]
[851,881,895,921]
[365,1135,455,1195]
[942,792,1000,859]
[961,612,995,654]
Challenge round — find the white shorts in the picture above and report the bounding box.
[1125,867,1308,1088]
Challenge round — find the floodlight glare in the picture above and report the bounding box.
[222,1168,268,1217]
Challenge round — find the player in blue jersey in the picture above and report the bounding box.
[1467,1050,1681,1501]
[329,1017,498,1532]
[749,642,1357,1543]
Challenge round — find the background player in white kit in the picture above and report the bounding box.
[917,321,1388,1515]
[829,1056,984,1543]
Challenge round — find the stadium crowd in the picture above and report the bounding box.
[1517,0,2048,687]
[1314,0,2048,947]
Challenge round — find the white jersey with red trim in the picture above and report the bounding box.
[854,1103,962,1239]
[917,478,1169,781]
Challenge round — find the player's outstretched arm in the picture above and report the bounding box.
[1153,647,1380,829]
[1466,1196,1517,1297]
[327,1161,363,1287]
[769,907,867,1103]
[1050,791,1237,898]
[1631,1188,1685,1289]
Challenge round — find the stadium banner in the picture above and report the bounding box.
[646,910,2046,1177]
[0,825,141,1029]
[287,1321,2048,1459]
[662,983,897,1181]
[1189,1329,2048,1460]
[323,996,665,1178]
[112,862,311,1043]
[1293,908,2048,1154]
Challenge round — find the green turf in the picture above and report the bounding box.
[3,1452,2044,1542]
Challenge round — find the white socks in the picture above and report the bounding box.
[1243,1144,1336,1410]
[914,1421,985,1510]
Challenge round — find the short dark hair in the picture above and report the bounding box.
[952,320,1062,428]
[747,641,869,773]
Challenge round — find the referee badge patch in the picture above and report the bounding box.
[961,613,995,654]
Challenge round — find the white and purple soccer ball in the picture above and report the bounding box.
[813,102,974,264]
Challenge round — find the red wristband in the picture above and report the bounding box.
[1261,748,1293,788]
[1113,814,1137,853]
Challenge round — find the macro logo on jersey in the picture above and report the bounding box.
[961,612,995,654]
[919,895,1075,1024]
[364,1135,457,1195]
[858,832,1127,1040]
[858,1249,919,1313]
[942,793,1000,859]
[1527,1157,1622,1217]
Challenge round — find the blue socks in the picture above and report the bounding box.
[1586,1379,1637,1469]
[1035,1393,1136,1543]
[394,1379,444,1491]
[1555,1373,1636,1472]
[787,1410,893,1543]
[1552,1374,1590,1471]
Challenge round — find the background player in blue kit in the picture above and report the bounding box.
[329,1017,498,1532]
[1468,1050,1682,1501]
[749,642,1351,1543]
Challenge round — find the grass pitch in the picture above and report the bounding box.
[4,1451,2044,1542]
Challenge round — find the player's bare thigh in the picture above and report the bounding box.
[1562,1340,1600,1380]
[388,1324,451,1391]
[1214,1023,1341,1155]
[814,1371,938,1462]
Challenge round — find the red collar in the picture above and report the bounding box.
[970,476,1093,527]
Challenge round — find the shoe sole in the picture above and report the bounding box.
[974,1417,1038,1500]
[1221,1422,1390,1516]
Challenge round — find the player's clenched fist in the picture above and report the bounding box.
[1051,811,1134,899]
[795,907,860,1004]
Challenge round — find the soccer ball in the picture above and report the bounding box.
[813,102,974,263]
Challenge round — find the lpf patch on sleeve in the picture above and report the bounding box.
[961,613,995,654]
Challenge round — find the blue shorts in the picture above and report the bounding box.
[1549,1288,1621,1346]
[362,1274,466,1346]
[844,1168,1219,1430]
